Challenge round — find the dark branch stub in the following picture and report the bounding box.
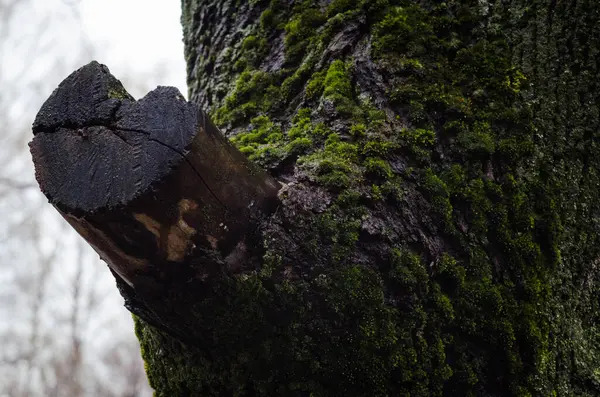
[31,61,199,213]
[29,61,280,339]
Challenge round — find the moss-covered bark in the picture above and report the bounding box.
[134,0,600,395]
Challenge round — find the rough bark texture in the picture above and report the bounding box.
[65,0,600,396]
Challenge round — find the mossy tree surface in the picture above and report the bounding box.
[134,0,600,395]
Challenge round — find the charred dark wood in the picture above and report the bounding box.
[30,61,280,341]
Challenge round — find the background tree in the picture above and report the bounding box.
[30,0,600,396]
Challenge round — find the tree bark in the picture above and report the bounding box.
[32,0,600,396]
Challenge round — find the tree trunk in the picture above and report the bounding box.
[31,0,600,396]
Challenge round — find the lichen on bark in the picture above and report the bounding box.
[134,0,600,395]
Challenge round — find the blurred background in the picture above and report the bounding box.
[0,0,186,395]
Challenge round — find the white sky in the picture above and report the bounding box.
[4,0,188,101]
[79,0,187,95]
[0,2,190,390]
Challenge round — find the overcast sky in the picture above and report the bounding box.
[0,2,190,393]
[80,0,187,94]
[4,0,188,101]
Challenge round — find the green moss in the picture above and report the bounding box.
[292,107,312,124]
[322,59,356,114]
[107,82,132,100]
[349,123,366,138]
[284,2,326,63]
[259,8,276,31]
[285,137,313,155]
[312,122,332,137]
[326,0,359,17]
[380,179,403,202]
[242,35,259,50]
[408,100,427,125]
[401,127,435,147]
[456,121,495,157]
[388,248,428,292]
[362,139,395,157]
[300,151,357,190]
[230,109,326,169]
[305,69,326,100]
[281,55,317,101]
[213,70,281,126]
[370,184,384,200]
[423,168,454,231]
[364,157,393,180]
[233,116,277,145]
[372,5,433,58]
